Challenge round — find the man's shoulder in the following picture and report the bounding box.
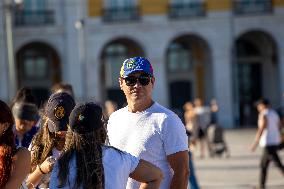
[150,103,183,125]
[151,102,176,116]
[109,106,128,117]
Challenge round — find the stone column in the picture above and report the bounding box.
[63,0,87,102]
[0,0,9,101]
[145,35,169,108]
[211,40,234,128]
[149,55,169,107]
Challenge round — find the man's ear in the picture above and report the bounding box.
[118,77,123,90]
[151,77,155,86]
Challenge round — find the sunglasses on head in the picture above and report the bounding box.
[123,74,151,86]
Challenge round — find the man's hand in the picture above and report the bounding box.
[250,141,258,152]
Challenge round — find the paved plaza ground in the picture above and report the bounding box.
[192,128,284,189]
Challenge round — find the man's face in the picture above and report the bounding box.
[257,104,265,113]
[15,118,35,135]
[119,71,155,104]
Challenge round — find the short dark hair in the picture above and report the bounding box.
[51,83,74,97]
[255,98,270,107]
[11,87,37,108]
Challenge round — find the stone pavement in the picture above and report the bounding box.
[191,128,284,189]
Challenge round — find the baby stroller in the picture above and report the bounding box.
[207,124,230,157]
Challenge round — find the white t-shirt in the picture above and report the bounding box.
[49,147,139,189]
[107,102,188,189]
[259,109,281,147]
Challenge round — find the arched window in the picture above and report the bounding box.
[22,49,49,79]
[16,42,61,106]
[104,44,128,87]
[168,42,193,72]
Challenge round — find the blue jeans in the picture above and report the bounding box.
[188,151,200,189]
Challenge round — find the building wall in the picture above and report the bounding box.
[0,0,284,128]
[0,1,9,102]
[84,0,284,128]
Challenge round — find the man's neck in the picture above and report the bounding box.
[127,99,154,113]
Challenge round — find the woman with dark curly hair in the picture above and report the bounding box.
[0,100,30,188]
[50,102,163,189]
[25,92,75,188]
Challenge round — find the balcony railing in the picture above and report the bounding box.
[103,6,140,22]
[168,2,206,19]
[234,0,273,15]
[14,10,55,26]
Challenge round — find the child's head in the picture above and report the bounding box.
[69,102,106,143]
[12,102,38,135]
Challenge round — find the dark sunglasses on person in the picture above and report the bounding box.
[123,74,151,86]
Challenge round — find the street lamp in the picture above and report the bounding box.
[4,0,23,100]
[74,19,87,101]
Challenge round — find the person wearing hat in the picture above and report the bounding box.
[51,82,75,98]
[107,57,189,189]
[250,98,284,189]
[0,100,31,188]
[12,102,39,148]
[26,92,75,189]
[49,102,163,189]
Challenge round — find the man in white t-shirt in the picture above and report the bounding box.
[107,57,189,189]
[250,99,284,189]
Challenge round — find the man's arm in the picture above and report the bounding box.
[167,150,189,189]
[250,115,267,152]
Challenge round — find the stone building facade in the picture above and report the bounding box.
[1,0,284,128]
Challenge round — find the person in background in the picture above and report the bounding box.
[183,102,200,189]
[207,99,230,158]
[51,82,75,98]
[50,102,163,189]
[250,98,284,189]
[209,99,218,126]
[10,87,38,108]
[104,100,118,121]
[26,92,75,189]
[12,102,39,148]
[194,98,211,158]
[0,100,30,188]
[183,102,198,149]
[107,57,189,189]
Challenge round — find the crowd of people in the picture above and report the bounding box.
[0,57,189,189]
[183,98,230,159]
[1,56,284,189]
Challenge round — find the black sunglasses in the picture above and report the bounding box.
[123,75,151,86]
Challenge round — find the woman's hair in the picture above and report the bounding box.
[30,117,56,166]
[0,100,15,188]
[31,92,75,167]
[57,103,106,189]
[11,87,37,108]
